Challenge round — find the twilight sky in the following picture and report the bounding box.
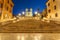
[12,0,47,15]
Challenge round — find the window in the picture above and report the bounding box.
[28,13,30,15]
[48,3,50,6]
[54,5,56,10]
[0,4,3,8]
[6,7,8,10]
[11,4,12,7]
[53,0,55,2]
[8,0,9,3]
[2,0,4,2]
[48,9,51,13]
[55,13,58,17]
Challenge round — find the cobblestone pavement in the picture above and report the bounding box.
[0,20,60,33]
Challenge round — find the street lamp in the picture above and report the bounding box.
[14,17,16,19]
[18,13,21,16]
[38,13,40,16]
[22,11,25,15]
[5,14,8,18]
[35,11,37,14]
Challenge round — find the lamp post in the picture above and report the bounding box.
[35,11,37,14]
[22,11,25,15]
[18,13,21,16]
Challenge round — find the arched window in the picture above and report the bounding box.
[48,9,51,13]
[55,13,58,17]
[54,5,56,10]
[53,0,55,2]
[48,3,50,6]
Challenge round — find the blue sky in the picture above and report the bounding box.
[12,0,47,15]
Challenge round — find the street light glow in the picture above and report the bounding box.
[18,13,21,16]
[22,11,25,15]
[35,11,37,14]
[38,13,40,16]
[14,17,16,19]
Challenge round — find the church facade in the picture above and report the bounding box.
[25,8,33,17]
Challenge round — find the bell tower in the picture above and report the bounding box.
[25,8,28,16]
[30,8,32,16]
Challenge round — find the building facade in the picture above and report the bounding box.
[25,8,33,17]
[0,0,3,19]
[46,0,60,20]
[41,8,47,19]
[0,0,14,21]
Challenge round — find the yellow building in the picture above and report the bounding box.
[0,0,14,21]
[46,0,60,20]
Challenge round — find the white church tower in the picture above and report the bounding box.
[30,8,33,16]
[25,8,28,16]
